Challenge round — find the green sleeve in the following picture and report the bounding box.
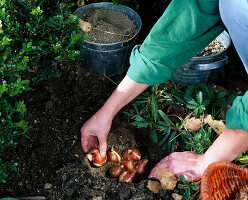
[226,91,248,133]
[127,0,225,85]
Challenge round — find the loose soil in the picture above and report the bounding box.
[78,8,137,44]
[0,63,172,200]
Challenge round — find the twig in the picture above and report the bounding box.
[104,74,118,86]
[19,197,46,200]
[24,134,33,142]
[93,27,133,38]
[189,189,200,200]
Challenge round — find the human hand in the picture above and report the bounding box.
[149,151,206,182]
[81,110,112,161]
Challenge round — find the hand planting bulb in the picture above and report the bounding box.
[109,165,124,178]
[90,149,107,167]
[123,147,141,162]
[107,147,121,163]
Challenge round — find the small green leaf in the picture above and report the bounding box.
[196,91,203,104]
[158,110,174,126]
[179,175,190,185]
[181,188,191,200]
[150,130,158,143]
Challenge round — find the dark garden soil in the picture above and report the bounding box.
[0,62,172,200]
[78,8,137,44]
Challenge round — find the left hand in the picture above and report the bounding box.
[149,151,205,182]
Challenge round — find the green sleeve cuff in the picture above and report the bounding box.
[226,91,248,132]
[127,45,173,85]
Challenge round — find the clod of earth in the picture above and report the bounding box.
[172,193,183,200]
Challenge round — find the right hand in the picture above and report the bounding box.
[81,110,112,161]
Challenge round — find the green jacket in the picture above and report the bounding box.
[127,0,248,133]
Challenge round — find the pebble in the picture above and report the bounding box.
[44,183,52,190]
[84,72,90,77]
[93,197,103,200]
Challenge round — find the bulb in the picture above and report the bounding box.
[107,147,121,163]
[123,147,141,162]
[119,170,136,183]
[135,159,148,176]
[121,158,135,172]
[109,165,124,178]
[90,149,107,167]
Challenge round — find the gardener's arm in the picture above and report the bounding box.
[81,75,149,160]
[81,0,225,160]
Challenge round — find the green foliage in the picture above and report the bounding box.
[185,127,213,154]
[176,175,200,200]
[0,0,85,183]
[234,151,248,167]
[1,0,84,82]
[126,81,238,154]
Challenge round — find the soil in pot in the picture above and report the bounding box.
[78,8,137,44]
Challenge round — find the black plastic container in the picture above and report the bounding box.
[173,31,231,84]
[73,2,142,77]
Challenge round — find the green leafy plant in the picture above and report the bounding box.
[185,127,213,154]
[1,0,84,83]
[234,151,248,167]
[176,175,201,200]
[0,0,85,183]
[126,81,238,154]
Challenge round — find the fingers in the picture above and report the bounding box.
[149,151,203,182]
[98,134,107,158]
[81,128,98,161]
[86,153,93,161]
[149,167,159,179]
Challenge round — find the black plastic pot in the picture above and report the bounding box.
[73,2,142,77]
[173,31,231,84]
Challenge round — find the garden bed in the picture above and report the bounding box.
[1,59,247,199]
[0,62,172,200]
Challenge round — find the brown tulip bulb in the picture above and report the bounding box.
[90,149,107,167]
[119,170,136,183]
[121,158,135,172]
[123,147,141,162]
[107,147,121,163]
[109,165,124,178]
[135,159,148,176]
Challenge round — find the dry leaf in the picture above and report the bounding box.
[172,193,183,200]
[204,115,226,135]
[156,168,177,190]
[185,117,202,131]
[214,85,228,95]
[147,180,162,193]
